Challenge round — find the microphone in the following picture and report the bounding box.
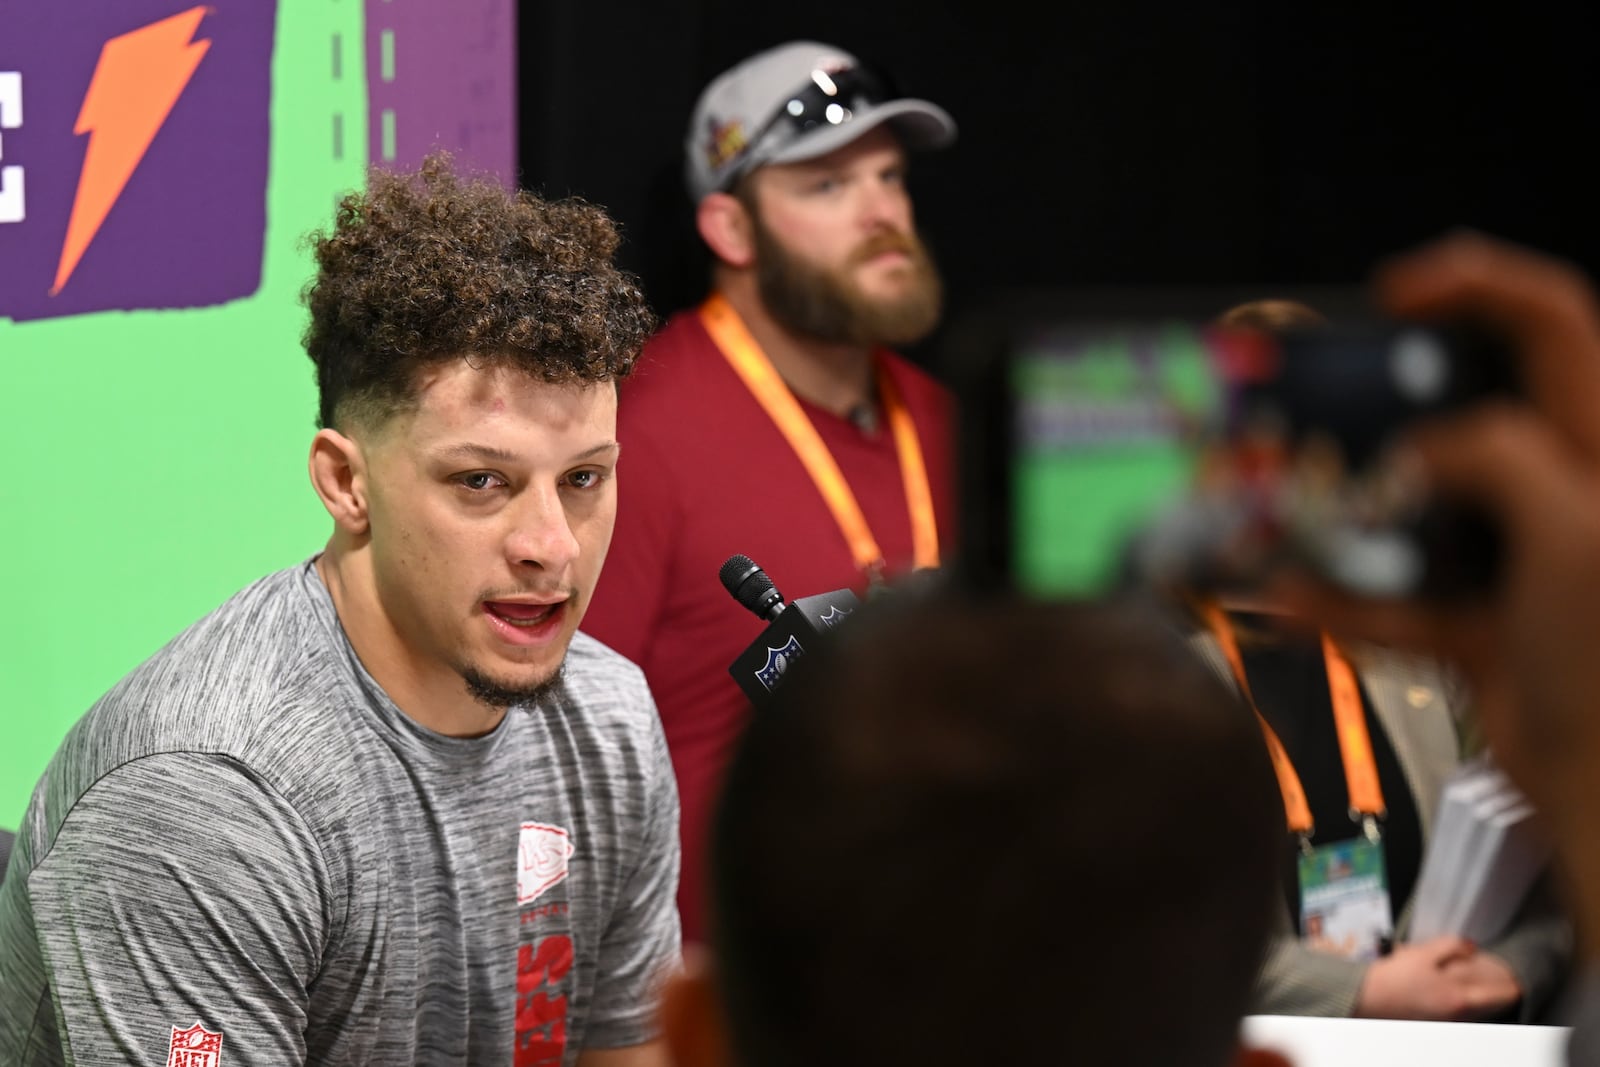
[719,554,786,621]
[718,554,861,705]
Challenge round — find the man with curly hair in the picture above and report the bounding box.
[583,40,959,946]
[0,153,680,1067]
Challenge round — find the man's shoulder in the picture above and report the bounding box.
[123,561,332,700]
[619,309,727,405]
[11,561,362,878]
[613,310,754,469]
[57,561,351,782]
[638,306,713,358]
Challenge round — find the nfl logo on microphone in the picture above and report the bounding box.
[755,634,804,691]
[167,1022,223,1067]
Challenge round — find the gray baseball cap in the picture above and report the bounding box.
[685,40,957,202]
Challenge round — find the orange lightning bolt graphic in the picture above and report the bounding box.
[52,7,211,296]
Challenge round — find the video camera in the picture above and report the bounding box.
[941,287,1521,603]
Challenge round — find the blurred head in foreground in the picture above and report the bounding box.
[1217,297,1328,333]
[662,586,1290,1067]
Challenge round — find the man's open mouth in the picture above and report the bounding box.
[485,601,563,627]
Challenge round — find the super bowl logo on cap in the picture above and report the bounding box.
[702,115,747,170]
[755,634,804,691]
[166,1022,223,1067]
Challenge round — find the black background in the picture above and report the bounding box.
[518,3,1599,374]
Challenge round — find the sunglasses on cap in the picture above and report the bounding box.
[721,64,897,189]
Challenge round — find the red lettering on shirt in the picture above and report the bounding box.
[514,934,573,1067]
[520,902,570,924]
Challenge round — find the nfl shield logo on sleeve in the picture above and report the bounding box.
[167,1022,223,1067]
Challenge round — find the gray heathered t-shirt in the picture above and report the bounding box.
[0,559,681,1066]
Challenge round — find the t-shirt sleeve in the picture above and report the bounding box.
[24,754,331,1066]
[583,415,683,663]
[581,711,682,1049]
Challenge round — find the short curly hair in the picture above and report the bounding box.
[302,151,656,430]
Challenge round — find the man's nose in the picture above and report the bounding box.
[858,177,911,232]
[506,487,580,574]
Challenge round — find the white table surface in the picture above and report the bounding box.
[1241,1014,1571,1067]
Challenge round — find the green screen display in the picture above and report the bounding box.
[1010,323,1224,597]
[0,0,513,825]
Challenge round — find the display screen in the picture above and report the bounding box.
[0,0,514,826]
[1007,322,1228,596]
[984,311,1516,603]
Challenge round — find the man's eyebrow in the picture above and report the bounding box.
[430,441,620,464]
[431,442,523,464]
[570,441,621,461]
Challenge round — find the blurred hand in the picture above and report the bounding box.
[1274,232,1600,929]
[1353,937,1521,1021]
[1439,950,1523,1015]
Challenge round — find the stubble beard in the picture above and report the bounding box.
[461,660,566,711]
[752,217,944,349]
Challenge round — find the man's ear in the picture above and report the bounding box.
[696,191,755,269]
[308,428,370,536]
[659,949,731,1067]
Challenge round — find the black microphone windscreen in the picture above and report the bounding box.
[720,554,784,620]
[720,554,762,597]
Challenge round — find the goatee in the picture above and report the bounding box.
[462,663,565,711]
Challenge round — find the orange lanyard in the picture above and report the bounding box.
[699,293,940,579]
[1201,604,1386,842]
